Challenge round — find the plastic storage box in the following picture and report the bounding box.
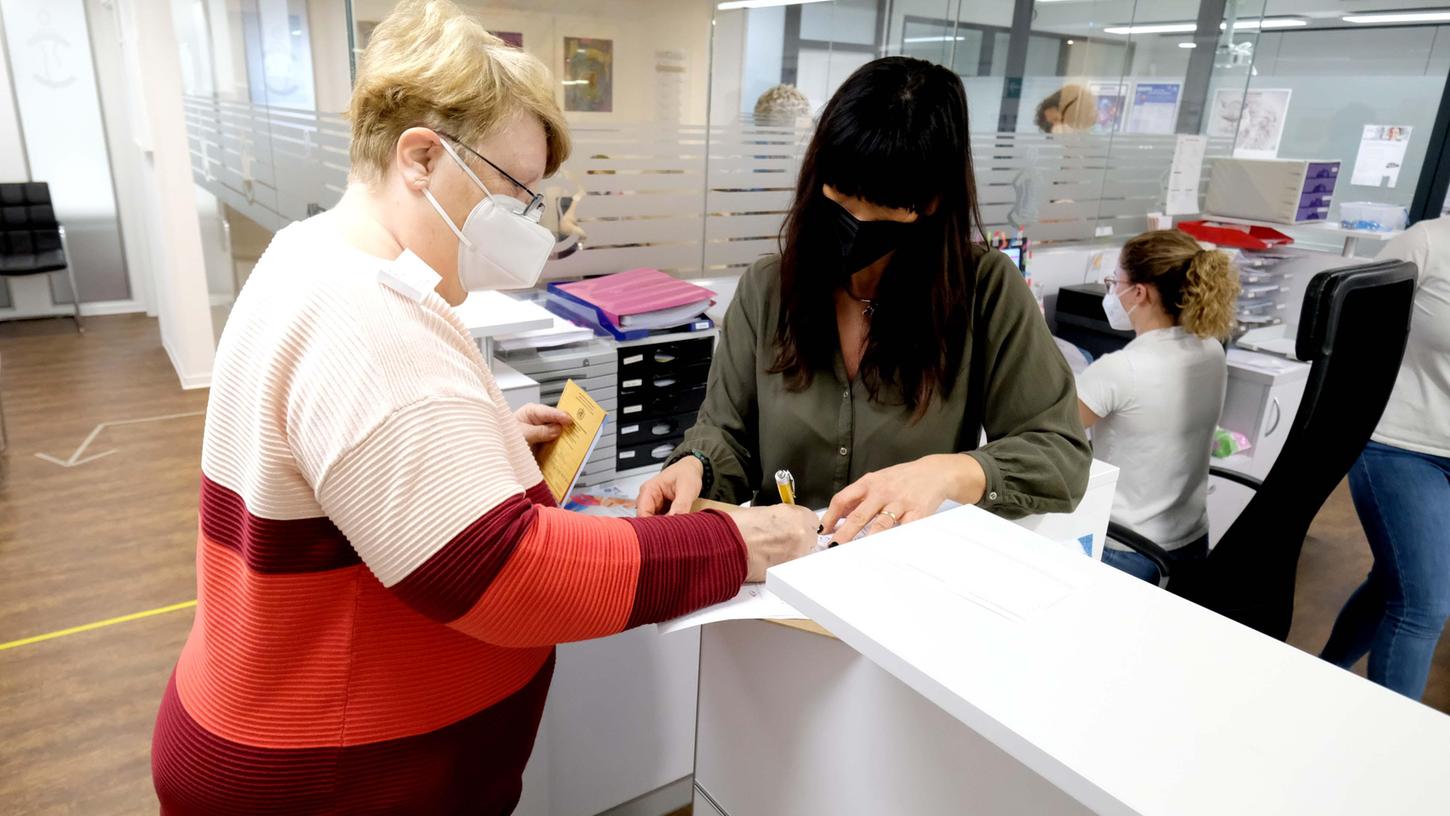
[1339,201,1407,233]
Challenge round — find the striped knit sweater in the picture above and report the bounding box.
[152,215,747,815]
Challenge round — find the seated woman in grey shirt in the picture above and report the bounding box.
[636,57,1091,542]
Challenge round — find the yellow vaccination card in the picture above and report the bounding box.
[537,379,608,503]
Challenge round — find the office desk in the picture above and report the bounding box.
[693,506,1450,816]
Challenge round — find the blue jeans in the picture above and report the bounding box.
[1321,441,1450,701]
[1102,534,1209,584]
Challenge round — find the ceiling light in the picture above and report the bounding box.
[1229,18,1307,30]
[717,0,829,10]
[1104,18,1305,36]
[902,35,966,43]
[1104,23,1197,35]
[1178,41,1197,48]
[1066,39,1075,45]
[1343,11,1450,24]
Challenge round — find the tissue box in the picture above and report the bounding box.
[1206,158,1341,225]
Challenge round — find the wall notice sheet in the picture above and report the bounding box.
[1351,125,1412,187]
[536,380,607,503]
[1166,134,1208,215]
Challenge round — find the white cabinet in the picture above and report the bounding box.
[1219,349,1311,481]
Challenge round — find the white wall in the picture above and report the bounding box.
[0,6,25,310]
[308,0,352,114]
[109,0,216,388]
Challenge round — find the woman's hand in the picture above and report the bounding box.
[730,503,822,582]
[636,457,704,517]
[515,403,573,447]
[821,453,986,543]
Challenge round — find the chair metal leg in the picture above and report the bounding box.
[58,225,82,333]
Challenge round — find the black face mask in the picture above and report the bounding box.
[823,198,916,279]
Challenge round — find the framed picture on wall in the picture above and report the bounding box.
[1209,88,1292,159]
[491,31,523,48]
[563,36,613,113]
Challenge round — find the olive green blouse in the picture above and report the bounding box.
[672,248,1091,519]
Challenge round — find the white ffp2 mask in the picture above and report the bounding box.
[1102,287,1137,331]
[421,138,553,291]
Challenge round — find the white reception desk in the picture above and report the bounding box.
[694,506,1450,815]
[521,457,1450,816]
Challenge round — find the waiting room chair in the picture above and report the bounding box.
[0,182,83,332]
[1107,259,1417,640]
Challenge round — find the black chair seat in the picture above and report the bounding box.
[0,181,81,331]
[0,251,67,274]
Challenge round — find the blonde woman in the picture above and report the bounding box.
[149,2,816,813]
[1077,229,1240,583]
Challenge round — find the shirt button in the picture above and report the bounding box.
[839,446,849,456]
[842,389,849,400]
[988,491,999,501]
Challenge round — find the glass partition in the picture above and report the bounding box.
[173,0,1450,284]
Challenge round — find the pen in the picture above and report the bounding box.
[774,469,796,506]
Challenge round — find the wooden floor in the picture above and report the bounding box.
[0,314,1445,815]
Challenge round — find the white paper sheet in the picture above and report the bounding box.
[1166,135,1207,216]
[657,584,806,634]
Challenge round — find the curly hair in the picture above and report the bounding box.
[1120,229,1240,340]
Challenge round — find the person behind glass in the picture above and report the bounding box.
[637,57,1092,541]
[149,2,818,812]
[1077,230,1240,583]
[1320,215,1450,701]
[1034,83,1097,134]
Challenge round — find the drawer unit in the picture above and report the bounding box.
[618,411,697,447]
[620,383,707,419]
[616,436,685,470]
[618,337,714,380]
[613,330,718,477]
[1206,158,1341,225]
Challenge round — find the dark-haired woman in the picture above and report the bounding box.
[637,57,1091,542]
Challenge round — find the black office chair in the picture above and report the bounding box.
[0,182,83,332]
[1108,260,1417,640]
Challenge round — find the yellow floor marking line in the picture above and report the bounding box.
[0,599,197,652]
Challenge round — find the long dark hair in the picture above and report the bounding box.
[770,56,985,414]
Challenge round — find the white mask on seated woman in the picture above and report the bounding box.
[1102,284,1138,331]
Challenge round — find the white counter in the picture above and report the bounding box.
[726,504,1450,815]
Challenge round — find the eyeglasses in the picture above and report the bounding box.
[436,130,546,222]
[1102,275,1119,289]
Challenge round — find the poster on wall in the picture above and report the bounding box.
[1125,82,1181,134]
[1351,125,1412,187]
[1088,82,1127,133]
[1208,88,1292,159]
[563,36,613,113]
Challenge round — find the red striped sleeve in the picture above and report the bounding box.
[622,510,747,628]
[387,499,745,646]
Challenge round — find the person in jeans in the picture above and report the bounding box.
[1076,230,1240,583]
[1321,215,1450,701]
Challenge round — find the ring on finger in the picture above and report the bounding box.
[875,509,900,528]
